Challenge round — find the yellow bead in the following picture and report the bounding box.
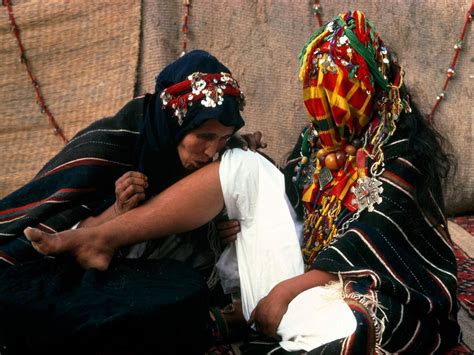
[325,153,338,170]
[344,145,356,156]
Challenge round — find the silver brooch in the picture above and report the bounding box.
[350,177,383,212]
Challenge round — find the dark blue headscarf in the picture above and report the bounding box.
[135,50,245,195]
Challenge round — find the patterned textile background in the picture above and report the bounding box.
[0,0,472,215]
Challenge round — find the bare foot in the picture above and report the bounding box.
[24,227,115,271]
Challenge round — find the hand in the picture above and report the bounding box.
[114,171,148,215]
[227,131,267,152]
[217,219,241,245]
[248,283,292,339]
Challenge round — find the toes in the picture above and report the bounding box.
[24,227,44,242]
[30,241,48,255]
[24,227,54,255]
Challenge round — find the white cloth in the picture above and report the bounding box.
[217,149,356,351]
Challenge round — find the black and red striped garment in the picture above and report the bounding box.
[0,96,215,355]
[0,99,144,264]
[308,127,461,354]
[0,98,144,265]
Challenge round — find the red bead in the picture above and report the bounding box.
[336,151,346,167]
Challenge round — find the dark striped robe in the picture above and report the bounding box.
[0,97,212,353]
[0,98,145,264]
[308,133,461,354]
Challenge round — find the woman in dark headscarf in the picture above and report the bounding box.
[0,50,252,354]
[0,49,246,266]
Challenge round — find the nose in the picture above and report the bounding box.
[204,140,220,159]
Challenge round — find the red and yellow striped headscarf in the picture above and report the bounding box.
[299,10,393,150]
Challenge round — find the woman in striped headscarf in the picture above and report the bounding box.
[274,10,461,353]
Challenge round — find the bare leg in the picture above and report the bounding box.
[25,161,224,270]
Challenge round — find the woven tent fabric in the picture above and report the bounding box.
[137,0,473,215]
[0,0,472,213]
[0,0,141,198]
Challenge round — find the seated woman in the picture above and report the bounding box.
[0,50,262,354]
[21,10,461,354]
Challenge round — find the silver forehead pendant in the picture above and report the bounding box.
[350,177,383,212]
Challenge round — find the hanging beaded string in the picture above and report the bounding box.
[180,0,191,57]
[2,0,68,143]
[426,2,473,123]
[312,0,323,27]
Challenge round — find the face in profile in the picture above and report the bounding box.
[177,119,235,171]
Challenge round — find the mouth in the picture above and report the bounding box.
[189,160,211,170]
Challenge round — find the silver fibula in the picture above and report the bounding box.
[350,177,383,212]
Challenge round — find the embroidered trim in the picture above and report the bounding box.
[160,72,245,125]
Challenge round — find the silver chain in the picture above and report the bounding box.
[331,210,361,243]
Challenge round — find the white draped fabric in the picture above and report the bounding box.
[217,149,356,351]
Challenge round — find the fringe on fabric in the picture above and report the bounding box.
[342,278,389,354]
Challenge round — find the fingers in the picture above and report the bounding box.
[243,133,257,151]
[241,131,267,152]
[217,219,240,244]
[227,134,248,150]
[253,131,268,149]
[247,297,281,339]
[125,192,146,207]
[248,308,273,338]
[250,131,262,151]
[115,171,148,186]
[226,131,267,152]
[217,220,240,236]
[115,171,148,214]
[119,183,146,203]
[116,172,148,192]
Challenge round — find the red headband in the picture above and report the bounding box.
[160,72,245,125]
